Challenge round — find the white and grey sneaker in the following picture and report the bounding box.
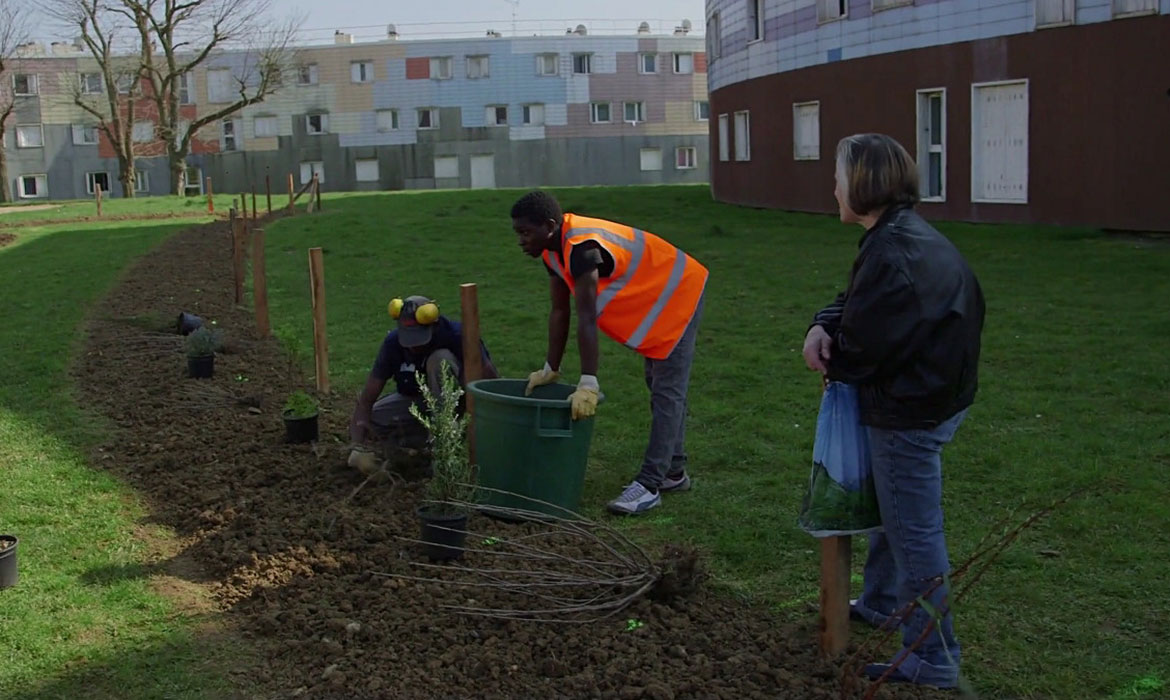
[606,481,661,515]
[660,472,692,492]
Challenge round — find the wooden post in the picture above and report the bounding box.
[252,190,257,224]
[206,177,214,213]
[306,179,317,215]
[819,536,852,658]
[252,228,269,337]
[265,168,272,214]
[308,247,329,393]
[315,173,322,211]
[241,192,247,219]
[95,183,102,216]
[232,214,245,305]
[287,173,295,213]
[460,283,483,465]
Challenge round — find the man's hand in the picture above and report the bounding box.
[525,362,560,396]
[349,416,374,445]
[803,325,833,374]
[569,375,600,420]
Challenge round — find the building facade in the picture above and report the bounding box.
[705,0,1170,231]
[2,28,711,200]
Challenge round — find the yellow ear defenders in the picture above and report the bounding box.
[388,297,440,324]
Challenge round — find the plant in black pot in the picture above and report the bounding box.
[282,390,320,443]
[0,535,17,589]
[184,327,221,379]
[409,363,474,562]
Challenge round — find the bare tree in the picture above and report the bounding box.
[0,0,32,203]
[116,0,301,195]
[49,0,146,197]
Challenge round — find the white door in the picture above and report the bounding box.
[470,154,495,189]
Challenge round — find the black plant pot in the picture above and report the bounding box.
[176,312,204,335]
[0,535,18,589]
[416,508,468,562]
[283,412,319,443]
[187,354,214,379]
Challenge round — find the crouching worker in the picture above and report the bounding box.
[347,295,497,476]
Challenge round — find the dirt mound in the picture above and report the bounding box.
[75,220,943,699]
[0,233,15,248]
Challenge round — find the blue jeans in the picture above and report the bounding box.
[854,409,967,685]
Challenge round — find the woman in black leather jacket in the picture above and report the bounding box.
[803,133,985,689]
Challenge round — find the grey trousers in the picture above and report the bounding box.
[371,349,461,433]
[635,295,704,490]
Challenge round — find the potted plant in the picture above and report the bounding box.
[184,327,221,379]
[282,390,319,443]
[0,535,18,589]
[409,363,474,562]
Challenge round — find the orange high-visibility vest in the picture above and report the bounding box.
[543,213,708,360]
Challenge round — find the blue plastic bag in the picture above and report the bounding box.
[797,382,883,538]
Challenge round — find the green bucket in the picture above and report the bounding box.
[466,379,603,520]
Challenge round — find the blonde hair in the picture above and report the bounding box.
[835,134,920,216]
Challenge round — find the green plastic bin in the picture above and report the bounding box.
[467,379,603,520]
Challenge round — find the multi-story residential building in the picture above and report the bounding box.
[705,0,1170,231]
[3,25,710,200]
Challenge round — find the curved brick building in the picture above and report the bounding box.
[705,0,1170,231]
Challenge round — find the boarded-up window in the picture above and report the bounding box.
[793,102,820,160]
[971,81,1028,203]
[718,114,730,162]
[640,148,663,171]
[434,156,459,179]
[355,159,379,182]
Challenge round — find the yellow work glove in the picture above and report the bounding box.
[569,375,600,420]
[525,362,560,396]
[347,447,379,476]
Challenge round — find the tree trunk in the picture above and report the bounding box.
[0,138,11,204]
[170,151,186,196]
[120,158,136,199]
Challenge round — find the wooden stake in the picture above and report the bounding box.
[819,535,852,658]
[206,177,214,213]
[252,190,257,224]
[306,178,316,215]
[265,168,272,213]
[287,173,294,213]
[252,228,269,337]
[232,215,245,305]
[95,183,102,216]
[460,283,483,465]
[308,247,329,393]
[241,192,247,219]
[315,173,322,211]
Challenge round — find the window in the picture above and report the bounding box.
[676,147,697,170]
[434,155,458,179]
[590,102,611,124]
[13,74,37,96]
[639,53,657,74]
[734,110,750,161]
[418,108,439,129]
[350,61,374,83]
[207,68,233,103]
[522,104,545,126]
[467,55,490,78]
[15,125,43,148]
[254,115,278,138]
[485,105,508,126]
[298,63,319,85]
[132,120,155,143]
[375,109,399,132]
[572,53,592,74]
[18,174,46,199]
[793,102,820,160]
[818,0,848,23]
[183,166,203,196]
[694,100,710,121]
[718,114,730,161]
[873,0,913,9]
[1113,0,1157,16]
[305,113,329,135]
[640,148,663,171]
[134,170,150,193]
[72,124,99,145]
[177,73,193,104]
[623,101,645,123]
[972,80,1028,203]
[707,13,721,61]
[80,73,103,94]
[430,57,453,80]
[299,161,325,185]
[747,0,764,41]
[355,159,379,182]
[220,119,236,150]
[86,172,110,194]
[674,53,694,74]
[537,53,558,76]
[1036,0,1074,24]
[115,74,135,94]
[916,89,946,200]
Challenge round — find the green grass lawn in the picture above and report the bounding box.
[0,215,244,699]
[260,186,1170,699]
[0,194,233,225]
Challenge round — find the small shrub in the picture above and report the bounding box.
[410,363,473,516]
[184,327,222,358]
[282,390,318,419]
